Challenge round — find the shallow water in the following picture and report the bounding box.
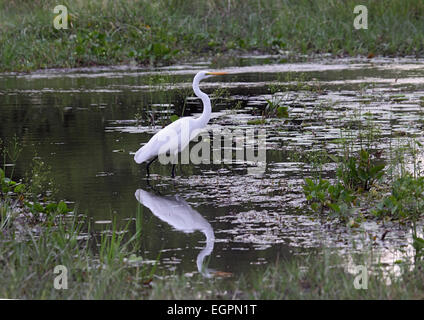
[1,56,424,276]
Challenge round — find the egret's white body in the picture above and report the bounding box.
[133,115,201,164]
[134,71,227,176]
[135,189,215,277]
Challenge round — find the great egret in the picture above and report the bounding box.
[134,71,227,177]
[135,188,215,277]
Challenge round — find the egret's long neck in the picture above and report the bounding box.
[193,77,211,128]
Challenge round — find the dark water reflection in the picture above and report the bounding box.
[135,188,215,277]
[1,57,424,275]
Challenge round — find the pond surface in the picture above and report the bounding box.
[1,56,424,277]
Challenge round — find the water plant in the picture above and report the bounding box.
[26,155,58,201]
[0,137,24,197]
[212,87,230,101]
[303,145,384,216]
[336,149,385,192]
[0,138,68,223]
[0,136,22,181]
[0,167,25,196]
[372,175,424,220]
[303,178,356,219]
[247,119,267,125]
[413,227,424,261]
[264,97,289,119]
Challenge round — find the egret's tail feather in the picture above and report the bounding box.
[134,147,151,164]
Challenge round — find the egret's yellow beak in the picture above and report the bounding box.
[206,72,228,75]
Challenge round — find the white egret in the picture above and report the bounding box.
[135,188,215,277]
[134,71,227,177]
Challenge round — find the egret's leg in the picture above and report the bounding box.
[146,156,158,176]
[171,164,176,178]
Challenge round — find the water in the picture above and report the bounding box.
[1,56,424,276]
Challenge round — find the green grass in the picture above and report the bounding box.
[0,0,423,72]
[0,200,154,299]
[150,252,424,300]
[1,197,424,299]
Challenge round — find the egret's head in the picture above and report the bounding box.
[195,70,227,82]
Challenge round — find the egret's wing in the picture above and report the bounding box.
[134,117,202,163]
[134,119,184,163]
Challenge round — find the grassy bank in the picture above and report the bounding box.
[151,252,424,300]
[0,0,423,72]
[1,199,424,299]
[0,200,154,299]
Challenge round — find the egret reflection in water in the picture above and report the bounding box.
[134,189,215,277]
